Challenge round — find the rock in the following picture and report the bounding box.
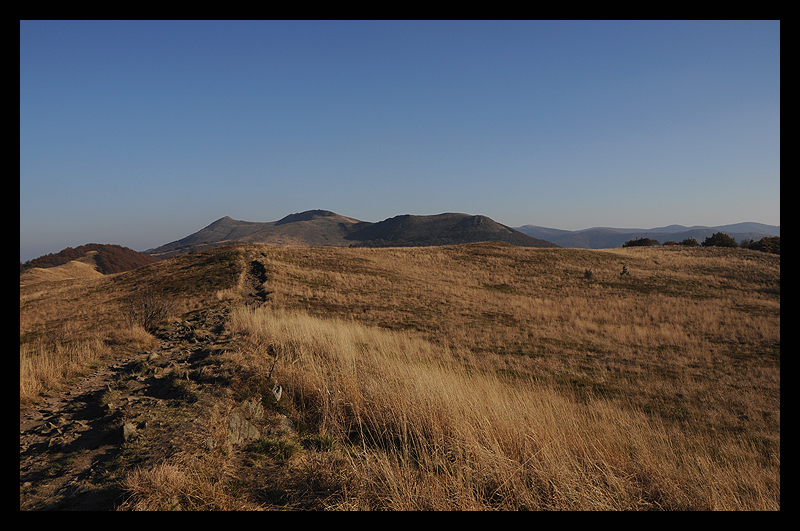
[123,422,137,441]
[266,414,296,436]
[228,411,260,445]
[39,422,61,436]
[227,397,268,445]
[241,397,264,421]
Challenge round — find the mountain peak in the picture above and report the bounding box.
[275,210,341,225]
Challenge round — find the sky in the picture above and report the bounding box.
[20,20,780,262]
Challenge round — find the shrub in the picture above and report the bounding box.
[252,437,303,462]
[123,291,174,332]
[302,433,336,452]
[701,232,738,248]
[742,236,780,255]
[622,237,658,248]
[680,238,700,247]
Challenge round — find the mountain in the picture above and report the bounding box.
[146,210,558,257]
[515,223,780,249]
[145,211,363,257]
[344,213,557,248]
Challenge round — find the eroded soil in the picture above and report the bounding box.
[20,307,239,510]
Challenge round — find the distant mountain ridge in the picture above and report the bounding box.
[515,222,780,249]
[145,210,559,257]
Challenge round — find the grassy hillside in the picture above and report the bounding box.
[20,243,779,510]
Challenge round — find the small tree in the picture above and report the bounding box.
[701,232,738,248]
[124,291,173,332]
[743,236,780,255]
[680,238,699,247]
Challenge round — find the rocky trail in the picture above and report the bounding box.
[20,306,250,510]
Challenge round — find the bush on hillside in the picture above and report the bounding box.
[680,238,700,247]
[123,291,174,333]
[701,232,738,248]
[622,237,659,248]
[741,236,780,255]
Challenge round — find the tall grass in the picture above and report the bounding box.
[19,325,157,403]
[228,305,778,510]
[20,337,108,401]
[23,244,778,509]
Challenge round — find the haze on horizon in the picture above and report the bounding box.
[20,20,780,263]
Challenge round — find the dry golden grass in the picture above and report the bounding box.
[19,247,241,404]
[20,260,104,285]
[219,242,778,509]
[226,299,778,509]
[22,242,779,510]
[118,453,264,511]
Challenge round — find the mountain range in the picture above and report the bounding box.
[145,210,560,257]
[514,222,780,250]
[21,212,781,269]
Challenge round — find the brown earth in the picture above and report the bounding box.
[19,306,231,510]
[19,245,304,511]
[19,257,288,512]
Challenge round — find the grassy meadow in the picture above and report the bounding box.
[20,242,779,510]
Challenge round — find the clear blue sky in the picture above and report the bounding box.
[20,20,780,262]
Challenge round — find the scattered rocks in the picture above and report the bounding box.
[20,303,298,510]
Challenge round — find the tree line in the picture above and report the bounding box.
[622,233,779,254]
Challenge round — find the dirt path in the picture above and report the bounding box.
[20,306,235,510]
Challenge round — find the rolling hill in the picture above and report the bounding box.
[145,210,558,257]
[20,243,161,276]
